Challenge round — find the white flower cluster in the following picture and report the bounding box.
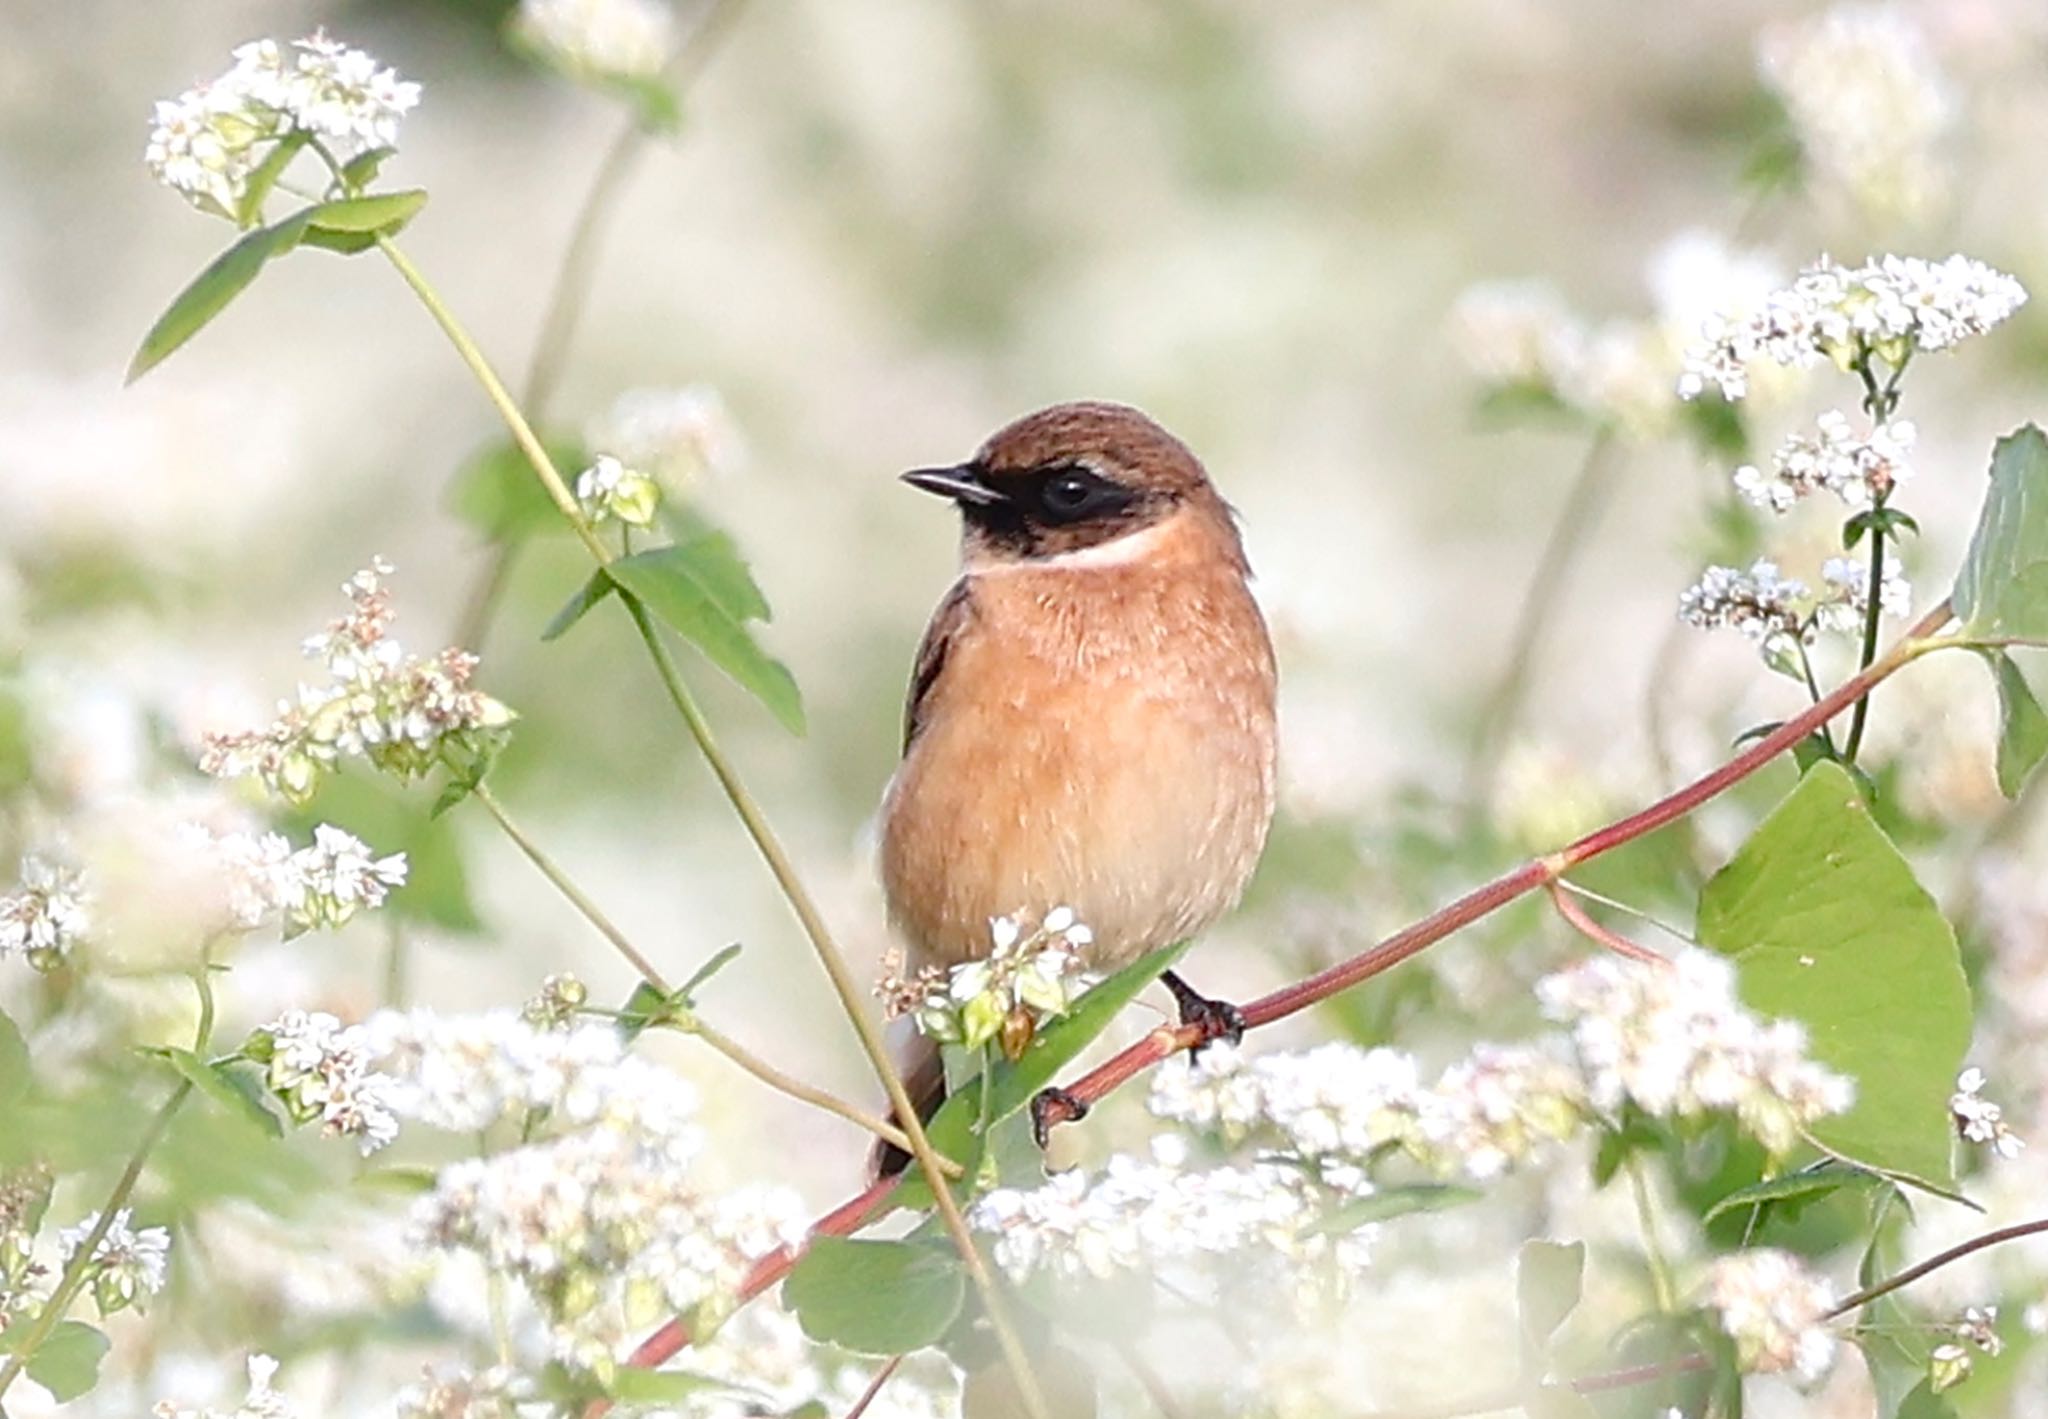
[0,1166,51,1318]
[1678,553,1908,662]
[1150,1038,1583,1184]
[588,385,742,491]
[1452,234,1783,438]
[1679,255,2027,402]
[145,32,421,220]
[880,909,1099,1054]
[1758,5,1952,220]
[200,560,515,804]
[57,1207,172,1316]
[1951,1067,2025,1160]
[514,0,677,81]
[1930,1305,2005,1391]
[575,453,661,528]
[1734,412,1915,513]
[0,854,90,971]
[188,822,408,939]
[970,1137,1367,1291]
[1537,949,1854,1155]
[391,1365,527,1419]
[155,1354,295,1419]
[1702,1248,1839,1383]
[255,1010,400,1155]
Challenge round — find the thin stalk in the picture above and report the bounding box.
[841,1356,904,1419]
[1548,881,1669,966]
[1842,501,1889,764]
[682,1016,958,1174]
[472,780,673,994]
[1552,878,1696,945]
[1626,1154,1678,1312]
[1466,431,1621,804]
[383,240,1049,1419]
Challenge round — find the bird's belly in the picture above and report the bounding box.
[880,677,1274,972]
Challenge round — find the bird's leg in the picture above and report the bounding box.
[1029,1087,1090,1148]
[1161,970,1245,1052]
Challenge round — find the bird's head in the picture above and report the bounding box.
[901,401,1243,571]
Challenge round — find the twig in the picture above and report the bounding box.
[1548,880,1669,965]
[1825,1215,2048,1318]
[841,1356,904,1419]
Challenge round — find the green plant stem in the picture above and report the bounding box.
[471,780,673,994]
[0,958,219,1401]
[679,1015,955,1174]
[1842,499,1889,764]
[381,239,1050,1419]
[1466,431,1621,806]
[1626,1155,1677,1313]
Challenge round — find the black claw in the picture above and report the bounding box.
[1162,970,1245,1052]
[1029,1086,1090,1148]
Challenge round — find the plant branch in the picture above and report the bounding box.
[1826,1215,2048,1318]
[472,780,673,994]
[1548,880,1669,965]
[382,240,1048,1419]
[841,1356,904,1419]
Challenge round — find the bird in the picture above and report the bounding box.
[875,400,1278,1172]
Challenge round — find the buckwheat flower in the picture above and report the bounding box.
[1680,254,2026,401]
[1814,551,1912,635]
[0,854,90,970]
[514,0,677,81]
[58,1208,171,1315]
[1704,1249,1838,1382]
[1151,1041,1430,1163]
[574,453,661,527]
[587,384,743,491]
[1951,1067,2025,1159]
[898,909,1098,1053]
[1677,560,1810,657]
[1929,1341,1973,1392]
[1734,412,1915,513]
[282,824,408,935]
[1538,949,1854,1155]
[200,560,515,803]
[145,32,420,221]
[523,972,589,1030]
[1418,1043,1585,1180]
[1759,6,1952,220]
[252,1009,400,1154]
[154,1353,296,1419]
[1955,1304,2003,1355]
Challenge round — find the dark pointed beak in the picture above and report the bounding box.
[900,464,1007,508]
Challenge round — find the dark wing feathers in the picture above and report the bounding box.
[904,579,973,752]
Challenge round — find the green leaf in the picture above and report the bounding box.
[354,1164,441,1196]
[1982,649,2048,798]
[1702,1168,1865,1224]
[1312,1183,1482,1236]
[897,940,1195,1208]
[1955,424,2048,637]
[0,1007,27,1109]
[127,213,311,382]
[339,147,396,190]
[783,1237,966,1355]
[1697,761,1971,1188]
[543,569,618,642]
[605,1367,738,1404]
[154,1047,285,1139]
[616,980,675,1043]
[608,543,805,734]
[449,436,588,541]
[1516,1239,1585,1366]
[677,942,744,1000]
[1895,1379,1960,1419]
[304,189,429,235]
[236,131,309,227]
[18,1321,110,1401]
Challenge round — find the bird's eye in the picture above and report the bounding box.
[1037,469,1112,521]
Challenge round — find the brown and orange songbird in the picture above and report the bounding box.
[877,401,1278,1161]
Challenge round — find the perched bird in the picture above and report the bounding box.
[876,401,1278,1169]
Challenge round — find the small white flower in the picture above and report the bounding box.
[58,1208,171,1314]
[0,854,90,969]
[1680,253,2025,402]
[1815,551,1912,634]
[514,0,677,80]
[575,453,662,527]
[1703,1248,1839,1383]
[258,1010,400,1153]
[1734,412,1915,513]
[1951,1067,2025,1159]
[587,385,742,490]
[1759,6,1952,220]
[896,910,1099,1051]
[153,1352,295,1419]
[1678,560,1811,659]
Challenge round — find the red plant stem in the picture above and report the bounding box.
[844,1356,905,1419]
[1547,881,1670,966]
[602,601,1953,1403]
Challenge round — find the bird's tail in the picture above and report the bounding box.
[869,1015,947,1180]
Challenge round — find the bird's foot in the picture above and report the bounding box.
[1029,1086,1090,1148]
[1161,970,1245,1053]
